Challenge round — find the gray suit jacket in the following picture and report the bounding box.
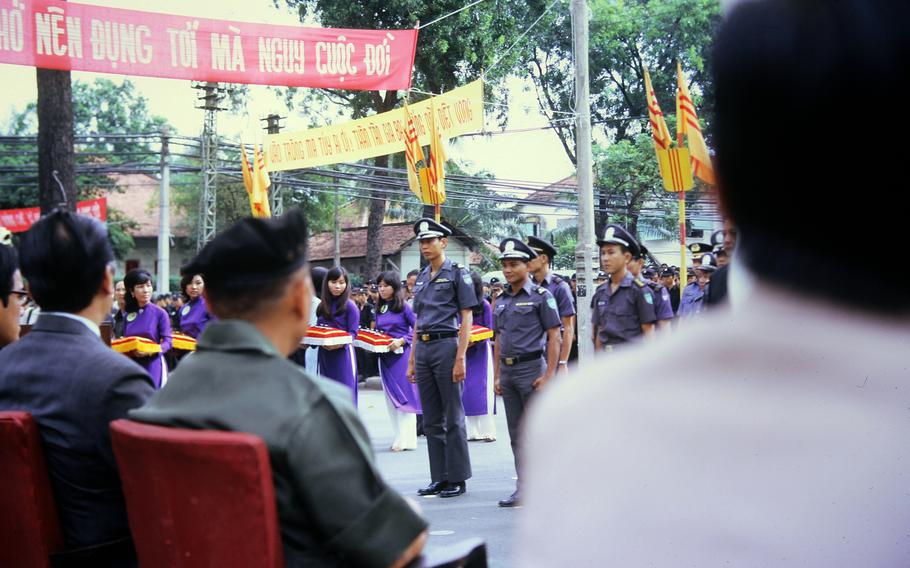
[0,314,154,551]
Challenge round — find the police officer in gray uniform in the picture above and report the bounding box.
[526,236,576,374]
[590,224,657,351]
[406,218,477,499]
[493,238,561,507]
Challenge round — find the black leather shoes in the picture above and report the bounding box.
[498,491,520,507]
[439,481,466,498]
[417,481,448,496]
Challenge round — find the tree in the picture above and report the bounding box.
[1,78,172,258]
[281,0,537,277]
[524,0,720,238]
[36,67,75,213]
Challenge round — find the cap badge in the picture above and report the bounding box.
[505,241,515,252]
[605,227,615,239]
[420,221,428,233]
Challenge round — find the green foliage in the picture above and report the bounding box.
[548,224,579,271]
[528,0,721,152]
[0,78,172,259]
[592,132,678,238]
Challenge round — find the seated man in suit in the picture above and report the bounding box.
[131,209,428,568]
[0,210,155,564]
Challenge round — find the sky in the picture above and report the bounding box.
[0,0,575,185]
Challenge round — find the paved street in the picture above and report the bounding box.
[357,379,519,568]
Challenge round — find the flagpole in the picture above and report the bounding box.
[677,132,687,288]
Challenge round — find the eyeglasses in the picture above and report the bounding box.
[4,290,28,306]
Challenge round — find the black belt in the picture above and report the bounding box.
[501,350,543,366]
[417,331,458,342]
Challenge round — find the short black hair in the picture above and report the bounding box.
[123,269,153,313]
[469,271,485,317]
[0,245,18,308]
[376,270,404,313]
[406,269,419,279]
[19,209,114,313]
[714,0,910,313]
[179,272,203,302]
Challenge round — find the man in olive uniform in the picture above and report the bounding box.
[131,210,428,568]
[590,224,657,350]
[406,218,477,499]
[525,236,575,374]
[493,238,561,507]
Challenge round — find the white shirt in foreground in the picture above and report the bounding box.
[519,275,910,567]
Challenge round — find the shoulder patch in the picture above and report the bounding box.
[462,273,472,285]
[644,291,654,304]
[546,297,557,310]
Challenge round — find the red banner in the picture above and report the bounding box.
[0,198,107,232]
[0,0,418,90]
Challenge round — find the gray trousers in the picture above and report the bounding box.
[499,357,545,479]
[415,337,472,483]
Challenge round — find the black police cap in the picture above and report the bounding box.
[688,242,711,257]
[526,236,557,260]
[414,218,451,239]
[499,238,537,261]
[598,224,642,258]
[182,208,308,289]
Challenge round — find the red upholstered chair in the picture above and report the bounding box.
[109,419,285,568]
[0,411,65,568]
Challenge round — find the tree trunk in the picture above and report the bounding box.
[365,153,388,280]
[363,91,399,280]
[37,67,76,213]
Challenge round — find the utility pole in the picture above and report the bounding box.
[262,114,286,216]
[572,0,598,365]
[333,187,341,267]
[157,128,171,294]
[193,82,227,249]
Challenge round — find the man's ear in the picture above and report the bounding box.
[295,270,313,323]
[100,265,114,296]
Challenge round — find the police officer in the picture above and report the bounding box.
[678,252,717,318]
[628,247,674,330]
[590,224,657,350]
[493,238,561,507]
[525,236,575,374]
[406,218,477,499]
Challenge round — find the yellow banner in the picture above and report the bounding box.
[264,80,484,171]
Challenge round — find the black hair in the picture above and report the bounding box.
[19,209,114,313]
[470,271,485,317]
[0,245,18,308]
[376,270,404,314]
[317,266,351,319]
[124,269,153,313]
[310,266,328,297]
[179,272,203,302]
[406,269,419,279]
[714,0,910,313]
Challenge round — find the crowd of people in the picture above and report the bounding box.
[0,0,908,565]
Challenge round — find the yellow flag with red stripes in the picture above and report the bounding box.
[403,102,432,204]
[676,61,715,185]
[426,98,447,220]
[252,145,272,218]
[645,67,673,152]
[240,145,257,215]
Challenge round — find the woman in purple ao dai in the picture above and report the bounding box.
[463,271,497,441]
[375,271,422,451]
[178,272,213,339]
[122,268,172,389]
[316,266,359,405]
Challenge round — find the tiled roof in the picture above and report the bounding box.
[308,223,416,261]
[102,173,190,237]
[524,175,577,203]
